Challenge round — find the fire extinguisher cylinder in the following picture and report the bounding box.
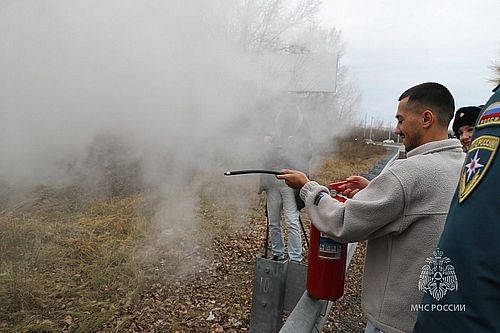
[306,180,354,301]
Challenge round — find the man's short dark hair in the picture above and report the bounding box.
[398,82,455,128]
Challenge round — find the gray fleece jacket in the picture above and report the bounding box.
[300,139,464,333]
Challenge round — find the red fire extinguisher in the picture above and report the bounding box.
[306,180,354,301]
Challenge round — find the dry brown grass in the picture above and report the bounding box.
[0,195,148,332]
[0,141,391,332]
[314,142,389,184]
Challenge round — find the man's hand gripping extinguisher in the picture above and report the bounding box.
[306,180,354,301]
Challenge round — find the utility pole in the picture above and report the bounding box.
[363,113,367,139]
[369,116,373,140]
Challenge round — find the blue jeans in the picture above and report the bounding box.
[266,184,302,262]
[365,321,384,333]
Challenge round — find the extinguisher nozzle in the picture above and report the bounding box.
[224,169,284,176]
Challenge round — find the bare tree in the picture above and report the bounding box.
[488,44,500,85]
[290,25,345,56]
[334,79,362,121]
[226,1,362,144]
[489,63,500,85]
[232,0,321,52]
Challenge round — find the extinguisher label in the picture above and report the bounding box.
[319,233,341,259]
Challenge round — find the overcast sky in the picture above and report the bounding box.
[318,0,500,127]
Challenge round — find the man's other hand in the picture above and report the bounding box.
[338,176,369,198]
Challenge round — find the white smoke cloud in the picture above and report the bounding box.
[0,1,281,185]
[0,1,350,243]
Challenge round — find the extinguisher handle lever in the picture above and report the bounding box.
[327,180,358,192]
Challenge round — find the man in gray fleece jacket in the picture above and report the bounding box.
[277,82,465,333]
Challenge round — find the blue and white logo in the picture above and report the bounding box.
[418,248,458,301]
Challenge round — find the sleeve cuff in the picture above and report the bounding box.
[300,181,329,202]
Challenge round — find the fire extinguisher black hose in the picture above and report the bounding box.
[224,169,284,176]
[298,215,309,249]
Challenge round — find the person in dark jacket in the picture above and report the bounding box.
[413,84,500,333]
